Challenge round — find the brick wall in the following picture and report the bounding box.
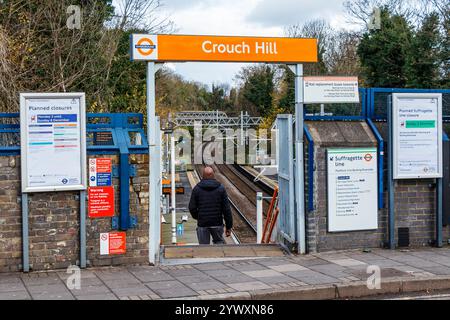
[304,121,443,253]
[305,121,385,253]
[375,122,442,247]
[0,154,149,273]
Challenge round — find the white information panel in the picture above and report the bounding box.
[20,93,87,192]
[303,76,359,104]
[327,148,378,232]
[393,93,442,179]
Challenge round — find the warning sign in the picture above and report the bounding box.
[88,186,114,218]
[100,232,126,255]
[89,158,112,187]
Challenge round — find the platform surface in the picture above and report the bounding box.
[4,247,450,300]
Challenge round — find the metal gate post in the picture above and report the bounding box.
[170,134,177,244]
[437,177,443,247]
[21,193,29,272]
[148,62,161,265]
[387,95,395,249]
[256,192,263,243]
[294,64,306,254]
[80,190,86,268]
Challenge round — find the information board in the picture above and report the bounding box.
[20,93,87,192]
[327,148,378,232]
[303,76,359,104]
[392,93,442,179]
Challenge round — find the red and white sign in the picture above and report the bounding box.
[88,186,114,218]
[100,232,126,255]
[89,158,112,187]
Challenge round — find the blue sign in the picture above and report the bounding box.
[96,173,112,186]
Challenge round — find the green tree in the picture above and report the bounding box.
[277,65,295,113]
[357,7,413,87]
[405,12,441,88]
[236,65,275,117]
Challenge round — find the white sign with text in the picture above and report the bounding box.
[20,93,87,192]
[303,76,359,104]
[327,148,378,232]
[393,93,443,179]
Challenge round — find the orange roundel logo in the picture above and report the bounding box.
[364,154,373,162]
[135,38,156,56]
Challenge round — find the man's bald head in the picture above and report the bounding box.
[202,166,215,179]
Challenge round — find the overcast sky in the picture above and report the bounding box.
[149,0,355,88]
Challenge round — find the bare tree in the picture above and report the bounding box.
[285,19,331,75]
[0,0,176,112]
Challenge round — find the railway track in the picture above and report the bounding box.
[194,162,275,244]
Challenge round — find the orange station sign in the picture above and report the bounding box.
[131,34,318,63]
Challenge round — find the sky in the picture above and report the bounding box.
[143,0,356,88]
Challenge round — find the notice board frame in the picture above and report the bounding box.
[20,92,87,193]
[392,92,443,180]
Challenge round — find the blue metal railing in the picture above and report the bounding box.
[304,88,367,121]
[367,88,450,121]
[304,124,314,212]
[0,113,149,231]
[366,118,384,209]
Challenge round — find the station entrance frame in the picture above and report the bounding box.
[130,34,318,264]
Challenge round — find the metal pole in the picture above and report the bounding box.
[294,64,306,254]
[171,134,177,244]
[240,111,244,146]
[387,95,395,249]
[256,192,263,244]
[80,190,86,268]
[148,62,161,265]
[437,177,443,247]
[21,193,29,272]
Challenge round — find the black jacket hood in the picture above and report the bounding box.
[198,178,221,191]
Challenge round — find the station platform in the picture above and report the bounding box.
[161,170,235,245]
[241,165,278,190]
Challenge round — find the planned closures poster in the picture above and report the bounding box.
[327,148,378,232]
[21,94,86,192]
[393,93,442,179]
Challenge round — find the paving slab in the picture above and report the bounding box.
[0,278,27,292]
[242,269,284,278]
[227,281,272,292]
[68,284,112,296]
[268,264,308,272]
[230,263,268,272]
[111,285,155,297]
[192,262,232,271]
[76,293,118,300]
[210,273,256,284]
[0,290,31,300]
[129,269,174,282]
[256,275,298,285]
[329,258,367,267]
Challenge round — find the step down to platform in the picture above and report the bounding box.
[163,244,286,259]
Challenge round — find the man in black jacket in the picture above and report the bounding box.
[189,166,233,244]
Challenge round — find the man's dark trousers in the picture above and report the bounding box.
[197,226,225,244]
